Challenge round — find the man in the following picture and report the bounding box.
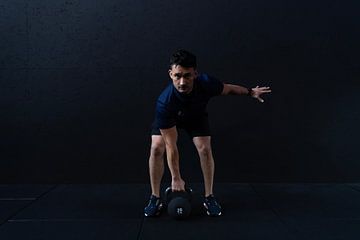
[144,49,271,217]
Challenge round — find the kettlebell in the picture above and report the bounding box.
[165,187,192,220]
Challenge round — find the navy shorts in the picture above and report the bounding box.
[151,117,211,138]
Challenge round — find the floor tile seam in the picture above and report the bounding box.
[136,216,144,240]
[0,184,59,227]
[346,184,360,194]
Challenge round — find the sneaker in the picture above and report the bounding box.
[144,195,163,217]
[203,194,222,216]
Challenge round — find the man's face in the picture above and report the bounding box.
[168,65,198,94]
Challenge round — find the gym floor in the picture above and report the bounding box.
[1,183,360,239]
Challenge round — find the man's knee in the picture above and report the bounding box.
[151,145,165,157]
[196,144,212,159]
[193,137,212,159]
[150,136,165,157]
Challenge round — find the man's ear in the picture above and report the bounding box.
[168,69,173,78]
[194,70,198,78]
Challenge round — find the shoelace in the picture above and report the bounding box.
[148,196,160,207]
[205,195,219,207]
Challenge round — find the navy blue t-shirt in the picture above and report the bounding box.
[155,73,224,129]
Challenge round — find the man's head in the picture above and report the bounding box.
[168,49,198,94]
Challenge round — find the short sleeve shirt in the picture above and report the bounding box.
[155,73,224,129]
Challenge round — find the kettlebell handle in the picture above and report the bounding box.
[165,186,192,194]
[165,186,193,203]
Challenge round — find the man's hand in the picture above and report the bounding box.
[250,86,272,103]
[171,177,185,192]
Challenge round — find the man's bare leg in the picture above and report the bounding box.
[193,136,214,197]
[149,135,166,197]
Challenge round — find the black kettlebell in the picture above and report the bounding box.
[165,187,192,220]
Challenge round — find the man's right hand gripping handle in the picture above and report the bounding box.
[171,177,185,192]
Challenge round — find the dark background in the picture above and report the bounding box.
[0,0,359,183]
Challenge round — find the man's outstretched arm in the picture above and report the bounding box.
[221,84,272,103]
[160,126,185,192]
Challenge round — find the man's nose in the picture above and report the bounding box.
[179,78,186,85]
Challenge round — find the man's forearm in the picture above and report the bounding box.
[165,146,181,179]
[227,84,250,95]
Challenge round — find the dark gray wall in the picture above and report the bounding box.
[1,0,359,183]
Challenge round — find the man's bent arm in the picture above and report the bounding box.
[160,126,185,191]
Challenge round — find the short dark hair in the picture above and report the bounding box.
[169,49,197,69]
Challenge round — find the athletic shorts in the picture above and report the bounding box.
[151,117,211,138]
